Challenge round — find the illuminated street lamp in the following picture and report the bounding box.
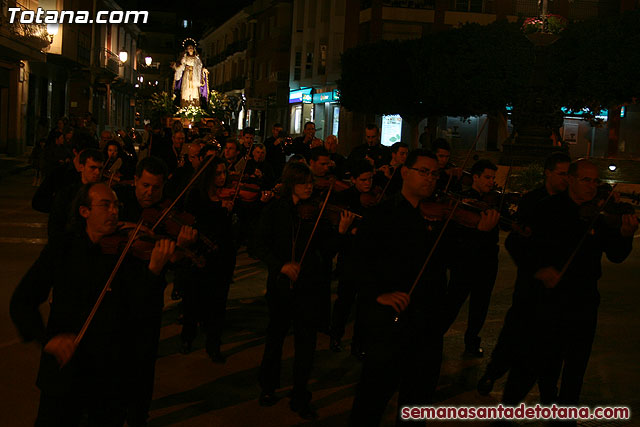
[145,56,152,66]
[46,23,58,43]
[119,50,128,63]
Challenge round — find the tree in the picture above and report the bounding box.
[338,21,534,147]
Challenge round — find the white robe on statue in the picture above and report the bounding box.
[174,54,203,108]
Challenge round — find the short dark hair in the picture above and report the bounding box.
[309,146,330,162]
[390,141,408,154]
[431,138,451,152]
[243,127,255,136]
[272,123,282,128]
[136,156,168,181]
[470,159,497,177]
[70,182,104,230]
[79,148,104,165]
[365,123,379,133]
[303,121,315,130]
[405,149,437,169]
[251,142,266,153]
[350,159,374,179]
[280,162,312,199]
[544,152,571,172]
[224,138,241,152]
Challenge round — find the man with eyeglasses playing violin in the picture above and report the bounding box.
[11,182,176,426]
[114,156,198,426]
[349,149,448,426]
[440,159,501,358]
[499,159,637,415]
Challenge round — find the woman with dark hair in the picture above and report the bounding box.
[255,162,354,420]
[177,155,236,362]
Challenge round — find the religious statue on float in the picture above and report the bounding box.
[171,38,209,108]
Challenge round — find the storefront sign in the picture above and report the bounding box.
[289,88,313,104]
[381,114,402,147]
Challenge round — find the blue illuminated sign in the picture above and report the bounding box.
[289,88,313,104]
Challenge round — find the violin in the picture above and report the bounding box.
[419,193,528,234]
[297,200,362,226]
[313,175,351,192]
[359,187,384,208]
[579,190,639,230]
[100,223,206,267]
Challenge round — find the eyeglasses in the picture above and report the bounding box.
[408,167,440,178]
[90,201,123,210]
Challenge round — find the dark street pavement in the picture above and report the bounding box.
[0,169,638,426]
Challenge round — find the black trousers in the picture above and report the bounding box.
[330,278,362,350]
[180,266,232,352]
[259,277,323,405]
[125,311,163,426]
[350,306,443,426]
[502,298,599,407]
[442,253,499,349]
[485,275,540,381]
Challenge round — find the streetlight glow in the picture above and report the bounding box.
[145,56,152,66]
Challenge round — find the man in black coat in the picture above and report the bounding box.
[11,182,175,426]
[501,159,637,412]
[478,152,571,395]
[349,149,448,426]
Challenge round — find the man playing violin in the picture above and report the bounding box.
[330,159,376,357]
[324,135,347,179]
[255,162,354,420]
[48,148,104,241]
[11,182,176,426]
[349,149,449,426]
[223,138,246,176]
[114,156,198,426]
[441,159,501,357]
[500,159,637,412]
[374,141,408,201]
[347,123,391,171]
[478,152,572,395]
[287,121,318,160]
[432,138,464,193]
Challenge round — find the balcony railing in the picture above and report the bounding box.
[1,0,51,50]
[96,47,120,74]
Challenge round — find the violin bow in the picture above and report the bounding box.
[444,117,489,194]
[74,218,145,348]
[298,180,334,267]
[394,198,461,323]
[230,141,254,206]
[106,158,123,188]
[556,184,618,283]
[376,165,399,204]
[150,153,217,232]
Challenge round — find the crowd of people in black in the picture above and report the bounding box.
[10,117,638,426]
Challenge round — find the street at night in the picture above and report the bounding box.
[0,168,638,425]
[4,0,640,426]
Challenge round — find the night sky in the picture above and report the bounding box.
[118,0,255,38]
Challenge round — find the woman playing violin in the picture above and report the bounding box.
[177,156,237,362]
[255,162,354,419]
